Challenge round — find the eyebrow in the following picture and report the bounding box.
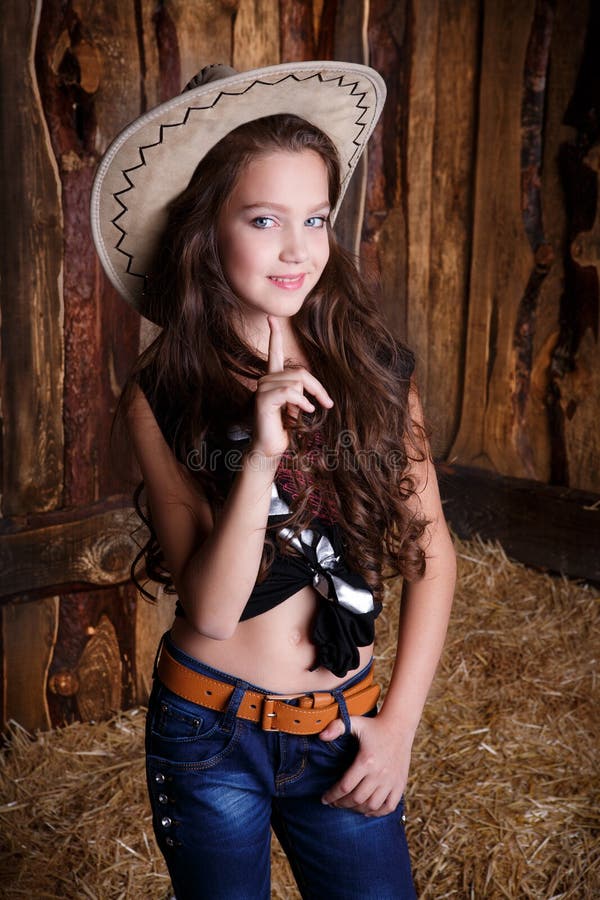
[242,202,331,214]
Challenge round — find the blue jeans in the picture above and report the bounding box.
[146,633,415,899]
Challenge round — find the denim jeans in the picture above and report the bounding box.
[146,633,416,899]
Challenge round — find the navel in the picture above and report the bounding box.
[288,628,302,647]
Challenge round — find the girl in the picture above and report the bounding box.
[92,62,455,899]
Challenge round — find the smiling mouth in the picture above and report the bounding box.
[268,274,307,289]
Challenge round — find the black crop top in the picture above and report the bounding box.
[134,360,417,677]
[197,424,382,676]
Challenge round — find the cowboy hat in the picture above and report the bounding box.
[90,60,386,318]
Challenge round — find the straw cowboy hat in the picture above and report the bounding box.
[90,60,386,320]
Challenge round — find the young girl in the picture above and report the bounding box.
[92,61,455,899]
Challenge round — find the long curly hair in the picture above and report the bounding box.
[112,113,429,606]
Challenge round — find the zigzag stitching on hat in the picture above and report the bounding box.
[110,71,373,281]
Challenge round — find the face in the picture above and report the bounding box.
[217,149,331,342]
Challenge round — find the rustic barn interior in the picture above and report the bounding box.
[1,0,598,897]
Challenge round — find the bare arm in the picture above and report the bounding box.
[127,315,334,640]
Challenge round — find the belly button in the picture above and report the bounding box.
[289,629,302,646]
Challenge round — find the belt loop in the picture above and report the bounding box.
[221,680,248,733]
[332,688,352,734]
[152,631,168,681]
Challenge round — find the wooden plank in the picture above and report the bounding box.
[405,0,438,413]
[315,0,335,59]
[233,0,280,71]
[47,612,122,722]
[47,585,136,726]
[2,597,59,731]
[0,503,146,601]
[521,0,590,483]
[135,591,178,702]
[164,0,236,87]
[450,0,537,476]
[438,463,600,582]
[552,2,600,492]
[375,0,479,458]
[35,2,145,506]
[364,0,410,338]
[509,1,556,478]
[280,0,315,61]
[0,0,64,516]
[426,0,480,457]
[332,0,369,256]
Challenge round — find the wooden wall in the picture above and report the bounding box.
[1,0,598,730]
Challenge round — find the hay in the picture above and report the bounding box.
[1,534,598,899]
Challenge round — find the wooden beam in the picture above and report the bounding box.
[0,500,146,601]
[332,0,369,256]
[233,0,280,70]
[450,0,538,477]
[0,0,64,517]
[2,597,59,731]
[438,462,600,582]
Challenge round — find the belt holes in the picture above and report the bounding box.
[294,719,300,724]
[205,690,213,696]
[250,703,257,709]
[316,719,321,724]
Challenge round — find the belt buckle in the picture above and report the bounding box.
[261,697,280,732]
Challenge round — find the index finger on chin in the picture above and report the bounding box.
[267,315,285,374]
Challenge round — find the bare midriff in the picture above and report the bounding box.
[169,583,374,693]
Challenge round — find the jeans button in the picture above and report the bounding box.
[154,772,165,784]
[161,816,172,828]
[165,836,175,847]
[158,793,168,804]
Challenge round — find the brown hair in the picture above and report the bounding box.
[113,114,428,605]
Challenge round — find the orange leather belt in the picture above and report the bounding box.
[156,644,381,736]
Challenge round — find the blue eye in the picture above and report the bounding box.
[305,216,327,228]
[252,216,275,229]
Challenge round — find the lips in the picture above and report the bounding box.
[268,274,306,290]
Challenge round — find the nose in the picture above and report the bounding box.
[279,225,309,264]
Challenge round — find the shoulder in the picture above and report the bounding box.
[126,382,178,470]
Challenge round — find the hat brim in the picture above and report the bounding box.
[90,61,386,317]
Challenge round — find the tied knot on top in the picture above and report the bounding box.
[278,526,373,616]
[277,524,381,679]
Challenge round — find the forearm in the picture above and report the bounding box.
[378,523,456,735]
[178,447,281,638]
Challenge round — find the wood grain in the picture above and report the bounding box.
[135,591,178,702]
[75,614,122,720]
[426,0,480,457]
[36,1,145,507]
[0,0,64,516]
[2,597,59,731]
[450,0,537,475]
[164,0,236,87]
[364,0,410,338]
[406,0,438,413]
[521,0,590,483]
[0,504,144,601]
[233,0,280,70]
[332,0,369,256]
[280,0,315,61]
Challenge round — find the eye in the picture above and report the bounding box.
[252,216,276,229]
[305,216,327,228]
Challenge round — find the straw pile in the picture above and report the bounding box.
[1,534,598,899]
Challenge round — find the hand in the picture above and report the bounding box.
[319,714,413,817]
[251,315,334,459]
